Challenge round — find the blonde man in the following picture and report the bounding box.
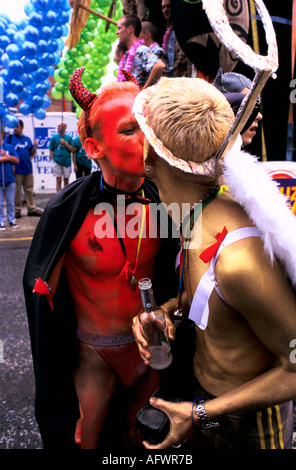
[132,77,296,449]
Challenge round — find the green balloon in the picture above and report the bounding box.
[90,47,101,58]
[85,18,97,31]
[55,82,65,92]
[74,56,88,67]
[80,31,94,43]
[59,68,71,80]
[98,55,110,67]
[78,43,92,55]
[51,87,62,99]
[76,107,82,118]
[98,43,112,55]
[67,47,79,58]
[64,58,75,70]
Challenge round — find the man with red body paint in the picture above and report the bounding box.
[23,71,178,449]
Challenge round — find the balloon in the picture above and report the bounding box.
[5,92,19,107]
[28,12,43,28]
[1,53,10,68]
[22,57,38,73]
[51,0,63,10]
[22,41,37,57]
[19,102,32,115]
[47,39,58,53]
[42,95,51,108]
[78,43,91,55]
[55,10,69,25]
[24,2,37,17]
[24,25,39,42]
[47,65,54,76]
[14,31,25,46]
[35,67,49,81]
[39,26,52,40]
[31,94,44,108]
[51,87,62,99]
[8,59,24,77]
[51,25,63,38]
[0,104,9,117]
[33,0,49,12]
[43,10,57,26]
[0,23,5,36]
[18,88,30,100]
[39,52,55,66]
[6,28,17,42]
[0,35,10,50]
[10,79,23,93]
[20,72,34,86]
[37,39,47,53]
[33,107,46,119]
[19,19,29,30]
[2,113,19,128]
[34,82,48,95]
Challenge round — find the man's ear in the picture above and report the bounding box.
[84,137,105,161]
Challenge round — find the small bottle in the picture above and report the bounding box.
[138,278,172,370]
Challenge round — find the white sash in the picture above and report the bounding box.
[189,227,260,329]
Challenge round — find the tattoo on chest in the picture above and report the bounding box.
[87,236,103,253]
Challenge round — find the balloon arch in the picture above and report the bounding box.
[0,0,121,128]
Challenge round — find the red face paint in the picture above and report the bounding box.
[98,94,145,178]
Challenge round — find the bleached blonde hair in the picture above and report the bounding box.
[147,77,234,163]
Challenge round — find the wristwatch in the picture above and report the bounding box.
[195,400,219,430]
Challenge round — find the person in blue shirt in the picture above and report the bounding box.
[140,21,167,66]
[4,120,42,218]
[0,137,20,230]
[49,122,75,192]
[73,136,92,178]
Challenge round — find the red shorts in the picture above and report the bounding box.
[76,326,148,387]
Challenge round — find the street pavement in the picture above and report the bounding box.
[0,192,53,449]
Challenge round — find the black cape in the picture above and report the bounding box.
[23,171,180,448]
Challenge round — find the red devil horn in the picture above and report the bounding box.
[69,68,97,110]
[121,69,140,90]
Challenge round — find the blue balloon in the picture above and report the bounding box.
[22,40,37,57]
[33,106,46,119]
[47,39,58,53]
[33,0,49,12]
[2,113,19,128]
[22,57,38,73]
[18,87,30,100]
[24,2,37,17]
[51,0,63,9]
[10,79,23,93]
[36,39,47,53]
[6,28,17,42]
[0,103,9,117]
[0,35,10,50]
[28,12,43,28]
[53,52,60,65]
[0,68,11,84]
[42,79,51,91]
[51,25,63,38]
[34,82,47,95]
[1,53,10,68]
[5,92,19,107]
[39,52,55,66]
[19,102,32,115]
[20,72,34,86]
[0,14,10,25]
[24,25,39,42]
[20,18,29,30]
[8,59,24,77]
[56,37,64,51]
[0,22,5,36]
[55,10,69,25]
[7,23,18,31]
[62,0,71,10]
[39,26,51,40]
[42,95,51,108]
[6,44,22,60]
[61,25,68,37]
[35,67,48,81]
[31,94,43,108]
[47,65,54,76]
[13,31,25,46]
[43,10,56,26]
